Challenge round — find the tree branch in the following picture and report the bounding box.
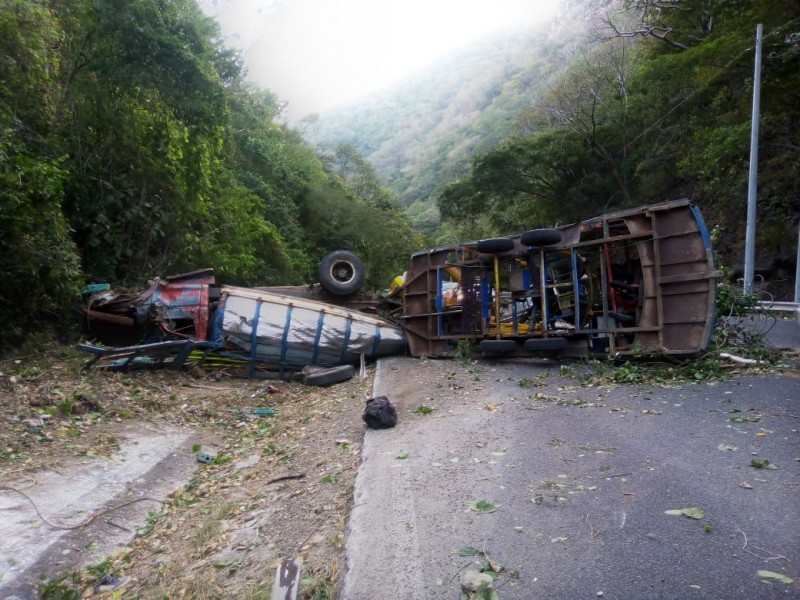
[599,18,689,51]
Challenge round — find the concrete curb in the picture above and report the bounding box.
[341,357,426,600]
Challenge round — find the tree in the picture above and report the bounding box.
[0,0,83,347]
[52,0,243,283]
[534,40,636,205]
[595,0,721,51]
[437,128,618,238]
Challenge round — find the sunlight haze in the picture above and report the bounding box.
[202,0,561,119]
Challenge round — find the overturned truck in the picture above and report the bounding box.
[81,253,405,376]
[401,199,721,359]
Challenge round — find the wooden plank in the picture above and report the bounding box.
[272,558,301,600]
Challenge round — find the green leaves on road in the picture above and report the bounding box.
[757,570,794,584]
[664,507,705,520]
[468,500,500,513]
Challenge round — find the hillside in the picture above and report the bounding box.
[0,0,422,349]
[312,20,579,225]
[313,1,799,297]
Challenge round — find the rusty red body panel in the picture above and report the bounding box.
[86,269,214,342]
[132,279,211,340]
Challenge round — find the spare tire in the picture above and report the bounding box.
[520,229,562,247]
[476,237,515,254]
[304,364,356,387]
[318,250,366,296]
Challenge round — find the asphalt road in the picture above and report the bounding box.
[344,345,800,599]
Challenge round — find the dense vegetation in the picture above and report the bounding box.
[315,0,800,290]
[0,0,421,349]
[3,0,798,350]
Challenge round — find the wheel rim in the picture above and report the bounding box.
[332,261,355,284]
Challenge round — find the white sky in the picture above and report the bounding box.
[203,0,561,119]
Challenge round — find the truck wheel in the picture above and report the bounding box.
[476,238,514,254]
[524,337,567,353]
[520,229,562,247]
[479,339,518,354]
[318,251,365,296]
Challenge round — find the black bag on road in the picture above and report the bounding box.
[362,396,397,429]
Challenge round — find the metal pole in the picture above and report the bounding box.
[743,23,763,294]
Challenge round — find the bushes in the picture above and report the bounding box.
[0,139,83,349]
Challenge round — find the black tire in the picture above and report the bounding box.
[476,237,514,254]
[318,251,365,296]
[304,364,355,386]
[479,339,518,354]
[520,229,562,247]
[524,337,568,353]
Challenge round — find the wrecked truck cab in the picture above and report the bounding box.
[400,199,721,360]
[84,269,216,346]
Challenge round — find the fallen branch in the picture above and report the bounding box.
[583,513,600,541]
[720,352,765,366]
[266,473,306,485]
[736,525,788,562]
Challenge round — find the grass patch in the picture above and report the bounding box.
[192,501,237,548]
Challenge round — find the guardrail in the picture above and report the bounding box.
[757,301,800,321]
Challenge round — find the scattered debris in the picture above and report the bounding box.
[0,354,373,599]
[757,570,794,585]
[461,569,498,600]
[233,454,260,471]
[197,446,218,464]
[664,507,705,520]
[362,396,397,429]
[272,558,301,600]
[720,352,765,366]
[468,500,500,513]
[303,364,356,387]
[94,574,132,594]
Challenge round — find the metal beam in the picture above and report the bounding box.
[743,23,763,294]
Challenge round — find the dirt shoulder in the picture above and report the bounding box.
[0,349,372,599]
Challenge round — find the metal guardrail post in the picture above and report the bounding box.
[791,221,800,322]
[757,301,800,322]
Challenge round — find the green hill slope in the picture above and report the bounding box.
[313,21,576,210]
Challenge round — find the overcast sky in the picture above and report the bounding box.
[202,0,561,119]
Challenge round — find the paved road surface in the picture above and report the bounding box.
[344,352,800,599]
